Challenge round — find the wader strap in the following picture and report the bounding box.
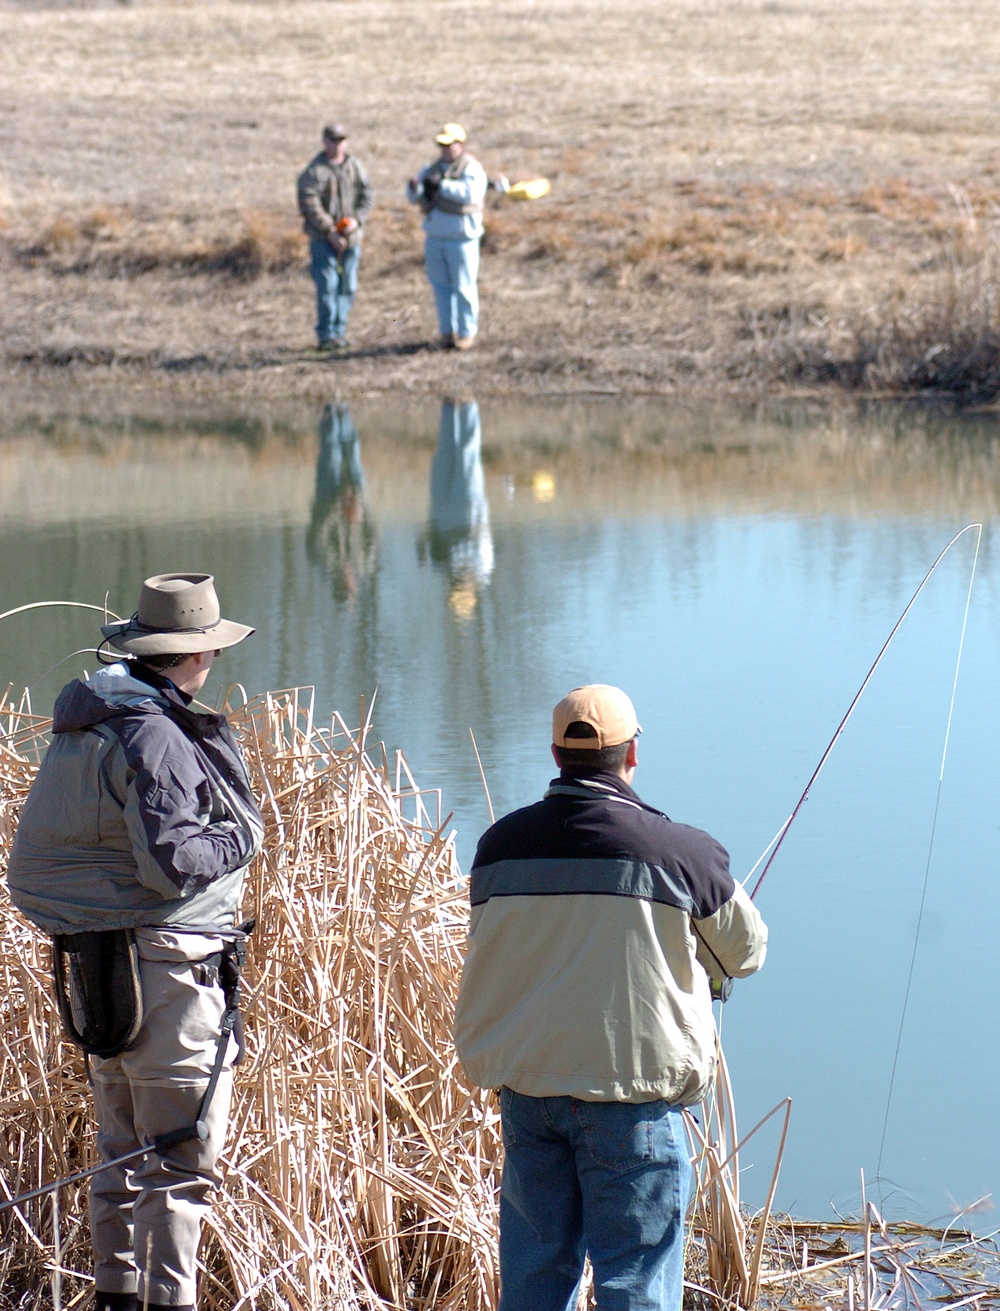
[2,921,257,1214]
[193,918,254,1137]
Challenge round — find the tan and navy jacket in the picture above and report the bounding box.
[453,772,767,1105]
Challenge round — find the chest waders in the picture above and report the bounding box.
[0,919,254,1216]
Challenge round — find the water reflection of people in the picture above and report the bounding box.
[419,398,494,618]
[307,403,377,604]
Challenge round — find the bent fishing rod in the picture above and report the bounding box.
[705,523,982,1001]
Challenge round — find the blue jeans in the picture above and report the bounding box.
[498,1089,692,1311]
[424,235,480,338]
[309,237,360,344]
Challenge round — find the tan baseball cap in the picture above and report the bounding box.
[552,684,642,750]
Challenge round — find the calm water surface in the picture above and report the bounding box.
[3,396,1000,1229]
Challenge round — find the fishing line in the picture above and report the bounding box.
[875,521,983,1190]
[745,523,984,901]
[0,600,121,626]
[27,648,104,693]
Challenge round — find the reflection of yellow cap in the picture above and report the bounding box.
[435,122,467,146]
[449,579,478,619]
[532,471,556,503]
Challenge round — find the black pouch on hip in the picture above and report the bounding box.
[51,929,144,1058]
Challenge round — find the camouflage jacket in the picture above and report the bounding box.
[297,152,374,246]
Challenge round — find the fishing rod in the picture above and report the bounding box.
[706,523,982,1004]
[745,522,983,903]
[0,1123,206,1215]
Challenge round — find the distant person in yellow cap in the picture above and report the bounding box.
[454,684,768,1311]
[406,124,488,350]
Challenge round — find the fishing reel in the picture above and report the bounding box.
[710,976,733,1003]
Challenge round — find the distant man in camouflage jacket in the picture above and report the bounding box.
[297,123,374,350]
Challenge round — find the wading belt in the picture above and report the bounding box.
[0,918,256,1216]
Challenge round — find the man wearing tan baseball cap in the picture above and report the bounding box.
[454,684,768,1311]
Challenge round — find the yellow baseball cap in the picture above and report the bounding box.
[435,122,467,145]
[552,685,642,749]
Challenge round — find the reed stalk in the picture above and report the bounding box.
[0,684,499,1309]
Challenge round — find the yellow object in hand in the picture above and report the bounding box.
[506,178,551,201]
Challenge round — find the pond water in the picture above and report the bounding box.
[3,394,1000,1232]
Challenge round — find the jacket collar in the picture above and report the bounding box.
[130,663,194,707]
[544,771,670,819]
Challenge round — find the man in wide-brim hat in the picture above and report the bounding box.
[100,570,254,659]
[7,573,264,1311]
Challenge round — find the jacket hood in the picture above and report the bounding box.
[52,664,171,734]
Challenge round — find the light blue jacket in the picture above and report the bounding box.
[406,153,488,241]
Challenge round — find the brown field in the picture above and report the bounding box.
[3,0,1000,402]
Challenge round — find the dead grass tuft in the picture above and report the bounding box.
[11,207,306,280]
[78,205,129,243]
[198,209,305,280]
[36,214,81,255]
[753,218,1000,399]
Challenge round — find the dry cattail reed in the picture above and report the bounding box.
[0,684,501,1310]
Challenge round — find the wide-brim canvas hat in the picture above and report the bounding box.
[101,573,254,657]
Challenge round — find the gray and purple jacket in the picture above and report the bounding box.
[5,664,263,935]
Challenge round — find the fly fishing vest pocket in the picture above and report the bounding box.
[52,929,143,1058]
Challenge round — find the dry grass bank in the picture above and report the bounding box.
[4,0,1000,400]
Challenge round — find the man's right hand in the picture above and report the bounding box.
[327,230,347,255]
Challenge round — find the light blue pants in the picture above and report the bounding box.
[498,1089,692,1311]
[424,235,480,338]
